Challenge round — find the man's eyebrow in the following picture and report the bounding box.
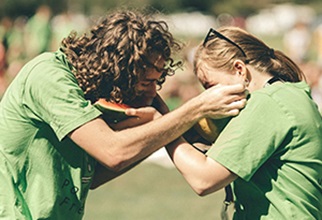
[143,77,159,82]
[142,79,158,84]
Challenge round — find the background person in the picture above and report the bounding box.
[24,5,52,58]
[166,26,322,219]
[283,21,312,64]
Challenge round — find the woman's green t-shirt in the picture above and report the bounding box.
[207,82,322,219]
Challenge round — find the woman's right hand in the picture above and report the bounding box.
[109,106,161,130]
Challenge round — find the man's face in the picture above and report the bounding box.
[132,58,165,107]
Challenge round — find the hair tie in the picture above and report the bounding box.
[268,48,276,59]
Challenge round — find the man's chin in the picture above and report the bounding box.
[127,96,155,107]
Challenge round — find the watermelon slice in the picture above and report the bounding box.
[94,99,132,123]
[193,117,231,143]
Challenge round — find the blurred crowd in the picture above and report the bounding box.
[0,5,322,114]
[283,19,322,113]
[0,5,90,98]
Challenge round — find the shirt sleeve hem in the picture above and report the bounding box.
[207,153,253,181]
[56,110,102,141]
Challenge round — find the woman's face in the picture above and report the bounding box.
[197,63,245,89]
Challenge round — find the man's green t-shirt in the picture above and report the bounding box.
[0,51,102,219]
[207,82,322,219]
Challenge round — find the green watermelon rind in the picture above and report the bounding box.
[94,103,130,123]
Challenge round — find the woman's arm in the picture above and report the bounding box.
[166,137,237,196]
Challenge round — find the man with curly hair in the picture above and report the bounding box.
[0,10,246,219]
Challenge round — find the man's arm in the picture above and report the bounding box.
[90,158,146,189]
[69,84,246,173]
[89,94,170,188]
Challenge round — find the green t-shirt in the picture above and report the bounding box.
[0,51,102,219]
[207,82,322,219]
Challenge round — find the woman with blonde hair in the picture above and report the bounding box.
[166,26,322,219]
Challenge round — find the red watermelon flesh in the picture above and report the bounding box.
[94,99,132,123]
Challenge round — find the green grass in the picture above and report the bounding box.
[84,162,232,220]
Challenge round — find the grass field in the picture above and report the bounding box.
[83,160,233,220]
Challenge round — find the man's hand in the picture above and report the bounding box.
[196,84,247,119]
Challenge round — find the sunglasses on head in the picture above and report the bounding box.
[203,28,248,60]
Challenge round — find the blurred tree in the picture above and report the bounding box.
[0,0,322,19]
[0,0,67,18]
[211,0,257,16]
[177,0,212,12]
[149,0,181,13]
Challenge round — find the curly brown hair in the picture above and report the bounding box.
[60,10,182,104]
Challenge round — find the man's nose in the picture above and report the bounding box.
[147,82,157,96]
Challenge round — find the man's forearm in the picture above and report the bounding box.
[90,156,147,189]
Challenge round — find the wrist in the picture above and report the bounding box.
[184,96,205,122]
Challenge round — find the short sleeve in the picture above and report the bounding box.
[206,92,291,181]
[22,60,102,141]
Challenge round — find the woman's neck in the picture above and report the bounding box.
[246,67,274,92]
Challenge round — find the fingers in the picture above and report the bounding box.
[218,84,248,104]
[198,84,248,119]
[233,98,247,109]
[125,106,161,121]
[221,84,247,101]
[226,99,247,116]
[111,107,158,130]
[124,108,138,117]
[225,83,246,94]
[125,107,154,117]
[223,92,246,105]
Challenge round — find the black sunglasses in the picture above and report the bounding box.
[203,28,248,59]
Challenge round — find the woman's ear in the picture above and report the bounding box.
[233,60,246,75]
[233,60,250,86]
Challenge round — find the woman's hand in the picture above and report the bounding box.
[109,106,161,130]
[110,93,169,130]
